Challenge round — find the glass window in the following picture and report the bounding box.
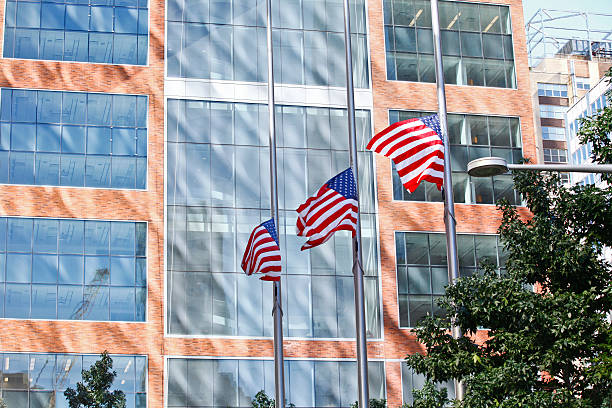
[0,89,147,189]
[542,126,566,141]
[166,0,369,88]
[391,110,521,205]
[0,217,146,321]
[0,353,146,406]
[396,232,506,327]
[575,78,591,90]
[167,358,384,407]
[384,0,515,87]
[543,148,568,163]
[3,0,148,64]
[537,83,568,97]
[167,99,380,339]
[539,104,566,119]
[402,362,455,404]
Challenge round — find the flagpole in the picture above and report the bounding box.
[430,0,464,400]
[342,0,369,406]
[265,0,285,406]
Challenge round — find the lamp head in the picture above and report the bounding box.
[467,157,509,177]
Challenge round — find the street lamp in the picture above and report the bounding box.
[467,157,612,177]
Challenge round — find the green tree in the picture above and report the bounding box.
[350,398,387,408]
[64,351,126,408]
[0,397,6,408]
[251,390,295,408]
[404,69,612,407]
[401,382,449,408]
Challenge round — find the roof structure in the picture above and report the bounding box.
[526,9,612,67]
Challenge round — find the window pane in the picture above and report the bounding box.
[32,254,58,283]
[404,233,428,264]
[461,32,482,58]
[32,284,57,319]
[5,283,30,318]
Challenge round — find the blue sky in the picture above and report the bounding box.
[523,0,611,22]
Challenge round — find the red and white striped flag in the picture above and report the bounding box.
[241,219,281,281]
[367,114,444,193]
[296,168,358,250]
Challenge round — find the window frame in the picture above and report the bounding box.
[383,0,516,89]
[0,216,148,322]
[0,88,148,190]
[388,109,523,205]
[3,0,149,65]
[395,231,507,329]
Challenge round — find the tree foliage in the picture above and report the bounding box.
[402,382,450,408]
[576,67,612,183]
[64,351,126,408]
[251,390,295,408]
[350,398,387,408]
[404,69,612,407]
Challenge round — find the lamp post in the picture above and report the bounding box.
[467,157,612,177]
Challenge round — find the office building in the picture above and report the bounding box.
[0,0,536,406]
[566,75,611,186]
[526,9,612,176]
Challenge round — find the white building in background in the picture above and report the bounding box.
[566,75,611,186]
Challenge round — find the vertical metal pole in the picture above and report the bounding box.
[584,12,593,61]
[265,0,285,406]
[342,1,369,407]
[430,0,464,401]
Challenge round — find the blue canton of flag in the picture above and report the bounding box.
[420,115,443,141]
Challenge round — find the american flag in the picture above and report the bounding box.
[367,114,444,193]
[241,218,281,281]
[296,168,358,250]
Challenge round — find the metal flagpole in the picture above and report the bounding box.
[342,0,369,406]
[265,0,285,406]
[430,0,464,400]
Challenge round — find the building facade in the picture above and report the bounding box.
[0,0,535,407]
[566,75,611,186]
[526,9,612,178]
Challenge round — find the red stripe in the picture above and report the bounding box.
[260,275,281,281]
[384,132,441,159]
[369,124,432,154]
[296,185,329,213]
[242,227,268,268]
[247,238,278,272]
[396,150,444,178]
[366,118,420,150]
[241,226,261,268]
[301,204,357,238]
[403,173,444,193]
[298,194,346,235]
[301,224,357,250]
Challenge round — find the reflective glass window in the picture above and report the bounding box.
[401,362,455,404]
[0,217,146,321]
[396,232,507,327]
[384,0,515,88]
[166,0,369,88]
[0,89,147,189]
[167,358,384,407]
[391,110,522,205]
[0,353,146,407]
[3,0,148,64]
[167,99,380,339]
